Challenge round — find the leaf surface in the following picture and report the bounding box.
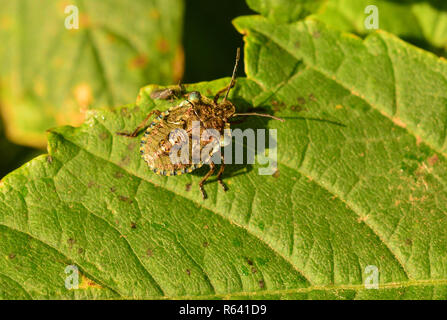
[313,0,447,55]
[1,9,447,299]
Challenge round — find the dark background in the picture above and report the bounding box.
[183,0,253,82]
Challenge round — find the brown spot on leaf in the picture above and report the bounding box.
[259,280,265,288]
[203,241,209,248]
[46,155,53,164]
[271,101,286,112]
[173,46,185,83]
[290,105,303,112]
[121,107,128,115]
[185,183,192,192]
[119,195,133,204]
[273,170,280,178]
[131,222,137,229]
[428,154,439,166]
[67,238,76,249]
[87,181,95,188]
[8,253,16,259]
[127,142,137,151]
[79,275,102,289]
[110,187,116,193]
[120,155,131,166]
[186,269,191,276]
[157,38,170,53]
[130,54,148,69]
[99,132,108,141]
[114,171,124,179]
[146,249,153,257]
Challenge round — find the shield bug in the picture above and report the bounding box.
[117,48,284,199]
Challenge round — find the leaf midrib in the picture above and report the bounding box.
[163,278,447,300]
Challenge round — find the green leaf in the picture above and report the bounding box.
[246,0,323,23]
[0,0,184,148]
[2,11,447,299]
[312,0,447,55]
[313,0,447,56]
[247,0,447,56]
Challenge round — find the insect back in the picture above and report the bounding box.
[117,48,284,199]
[139,90,228,177]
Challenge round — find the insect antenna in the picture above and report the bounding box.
[222,48,241,102]
[232,112,285,122]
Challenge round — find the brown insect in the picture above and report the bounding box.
[117,48,284,199]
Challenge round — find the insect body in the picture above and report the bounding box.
[117,49,284,199]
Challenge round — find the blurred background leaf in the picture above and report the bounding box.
[312,0,447,57]
[0,0,184,150]
[246,0,323,23]
[245,0,447,56]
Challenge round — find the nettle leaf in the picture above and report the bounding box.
[1,13,447,300]
[247,0,447,56]
[246,0,323,23]
[0,0,184,148]
[314,0,447,55]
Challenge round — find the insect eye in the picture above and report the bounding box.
[188,91,201,103]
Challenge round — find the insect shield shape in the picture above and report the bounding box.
[117,48,284,199]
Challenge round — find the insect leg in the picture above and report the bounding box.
[199,162,216,199]
[216,156,227,192]
[116,110,162,137]
[213,81,236,104]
